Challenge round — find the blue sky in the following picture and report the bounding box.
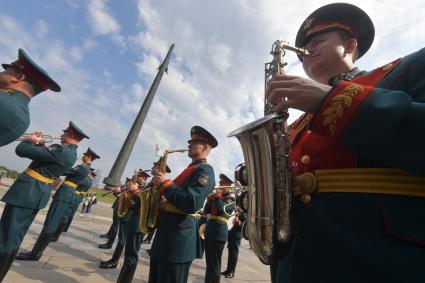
[1,0,424,186]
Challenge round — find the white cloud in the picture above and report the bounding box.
[35,19,49,38]
[87,0,121,35]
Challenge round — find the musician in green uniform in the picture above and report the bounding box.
[0,49,60,147]
[265,3,425,283]
[204,174,234,283]
[52,149,100,241]
[148,126,217,283]
[15,135,94,262]
[115,166,169,283]
[98,185,122,248]
[99,170,151,270]
[59,168,97,235]
[0,121,86,281]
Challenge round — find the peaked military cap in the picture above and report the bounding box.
[188,126,218,148]
[84,147,100,160]
[153,161,171,173]
[295,3,374,61]
[2,49,61,92]
[137,169,151,178]
[63,121,89,140]
[219,173,233,185]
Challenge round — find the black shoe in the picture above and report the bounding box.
[99,260,118,269]
[221,270,229,276]
[15,251,43,261]
[15,233,51,261]
[100,234,110,239]
[98,243,113,249]
[225,272,235,278]
[99,243,123,268]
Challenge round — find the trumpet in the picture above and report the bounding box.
[17,133,60,143]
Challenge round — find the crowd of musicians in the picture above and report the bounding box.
[1,2,425,283]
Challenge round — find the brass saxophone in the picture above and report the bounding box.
[228,40,308,264]
[139,148,188,234]
[116,187,131,218]
[117,171,138,218]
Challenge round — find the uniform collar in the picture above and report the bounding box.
[2,88,31,104]
[328,67,366,86]
[190,158,207,166]
[64,143,78,150]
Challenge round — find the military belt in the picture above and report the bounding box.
[210,215,228,224]
[24,168,55,184]
[293,168,425,202]
[163,202,198,217]
[63,180,78,189]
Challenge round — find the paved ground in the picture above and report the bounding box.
[0,186,271,282]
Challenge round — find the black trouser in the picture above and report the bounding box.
[0,204,38,253]
[106,206,119,239]
[0,204,38,280]
[205,239,225,277]
[148,258,191,283]
[226,235,241,273]
[123,211,143,266]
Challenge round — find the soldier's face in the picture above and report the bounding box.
[0,66,23,88]
[188,141,206,158]
[82,154,92,163]
[151,166,160,175]
[302,31,351,83]
[137,176,145,184]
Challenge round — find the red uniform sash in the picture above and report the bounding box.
[311,58,401,140]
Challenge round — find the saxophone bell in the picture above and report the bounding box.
[228,39,298,265]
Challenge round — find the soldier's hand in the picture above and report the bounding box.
[152,173,168,186]
[266,74,331,113]
[129,182,139,192]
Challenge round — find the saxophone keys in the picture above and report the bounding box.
[301,194,312,204]
[301,155,311,164]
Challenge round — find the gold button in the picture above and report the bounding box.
[382,63,393,71]
[301,194,311,204]
[301,155,310,164]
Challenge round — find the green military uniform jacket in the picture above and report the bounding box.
[75,177,93,203]
[150,159,215,263]
[1,141,78,210]
[204,197,233,241]
[53,163,91,202]
[0,89,30,147]
[276,48,425,283]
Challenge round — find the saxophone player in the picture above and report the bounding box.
[100,170,150,269]
[266,3,425,283]
[114,169,153,282]
[148,126,217,283]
